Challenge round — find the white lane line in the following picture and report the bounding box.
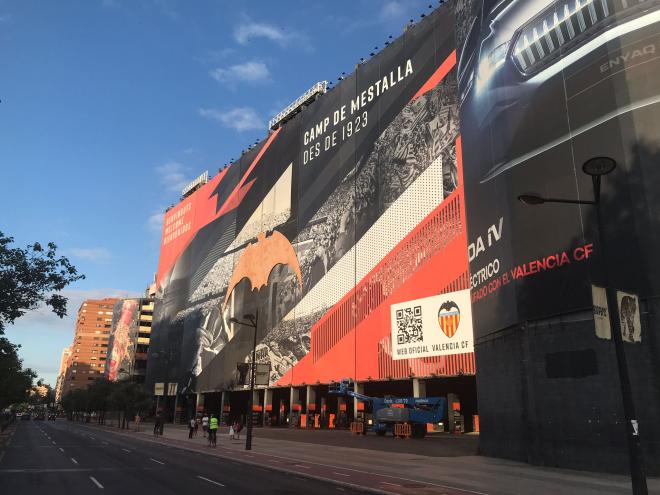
[122,449,131,453]
[294,464,311,469]
[52,441,56,445]
[381,481,402,487]
[89,476,104,489]
[149,458,165,465]
[197,476,225,487]
[59,448,65,453]
[333,472,351,477]
[70,458,78,465]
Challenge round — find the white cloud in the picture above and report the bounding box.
[148,210,165,232]
[199,107,264,132]
[64,247,113,262]
[233,18,311,50]
[155,161,190,192]
[380,1,406,21]
[209,61,270,85]
[8,288,140,333]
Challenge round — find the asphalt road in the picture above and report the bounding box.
[0,420,362,494]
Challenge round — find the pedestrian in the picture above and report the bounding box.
[228,422,235,441]
[202,413,209,438]
[194,416,200,437]
[188,417,196,439]
[208,414,218,447]
[134,414,141,432]
[235,421,242,440]
[153,414,161,437]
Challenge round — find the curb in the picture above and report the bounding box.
[78,423,398,495]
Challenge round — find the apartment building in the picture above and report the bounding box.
[60,298,119,396]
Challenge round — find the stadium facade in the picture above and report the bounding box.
[146,0,660,474]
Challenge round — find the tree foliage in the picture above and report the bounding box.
[0,231,85,333]
[0,337,37,409]
[61,379,153,427]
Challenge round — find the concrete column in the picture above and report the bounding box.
[289,386,300,427]
[220,391,229,424]
[413,378,426,398]
[353,382,364,417]
[306,385,316,413]
[263,388,273,426]
[447,392,459,432]
[195,392,204,413]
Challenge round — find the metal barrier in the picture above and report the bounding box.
[350,421,365,435]
[394,422,412,439]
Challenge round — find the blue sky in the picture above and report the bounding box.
[1,0,434,386]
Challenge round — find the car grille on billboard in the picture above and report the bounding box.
[512,0,656,74]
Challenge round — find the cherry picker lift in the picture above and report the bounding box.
[329,379,446,438]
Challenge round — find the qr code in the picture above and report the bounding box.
[396,306,423,344]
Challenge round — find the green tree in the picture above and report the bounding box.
[0,337,37,409]
[0,231,85,334]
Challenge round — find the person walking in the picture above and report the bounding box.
[188,417,196,439]
[234,420,242,440]
[153,413,161,437]
[208,414,218,447]
[228,421,235,441]
[201,413,209,438]
[194,416,200,437]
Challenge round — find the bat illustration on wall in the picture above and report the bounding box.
[437,300,461,338]
[223,230,303,308]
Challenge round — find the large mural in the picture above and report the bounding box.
[145,4,474,394]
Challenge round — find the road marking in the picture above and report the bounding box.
[122,449,131,453]
[59,448,65,453]
[197,475,225,487]
[294,464,311,469]
[71,458,78,465]
[381,482,402,487]
[333,472,351,477]
[52,441,56,445]
[149,458,164,465]
[89,476,104,489]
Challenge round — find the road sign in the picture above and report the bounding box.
[617,290,641,343]
[154,383,165,396]
[255,363,270,386]
[167,382,178,396]
[592,285,611,340]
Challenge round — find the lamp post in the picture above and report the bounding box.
[518,157,647,494]
[229,310,259,451]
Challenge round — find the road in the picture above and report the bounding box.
[0,420,362,494]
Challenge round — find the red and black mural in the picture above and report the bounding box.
[146,5,471,394]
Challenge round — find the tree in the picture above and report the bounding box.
[0,337,37,409]
[0,231,85,334]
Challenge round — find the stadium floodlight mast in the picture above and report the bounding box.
[228,311,259,451]
[518,156,648,495]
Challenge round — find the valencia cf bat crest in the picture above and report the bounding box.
[223,230,303,308]
[437,300,460,338]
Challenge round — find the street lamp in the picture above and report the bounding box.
[518,157,648,494]
[229,310,259,451]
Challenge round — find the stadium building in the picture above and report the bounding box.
[146,0,660,475]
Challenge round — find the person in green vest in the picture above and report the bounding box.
[208,414,218,447]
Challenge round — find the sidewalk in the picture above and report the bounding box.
[93,423,660,495]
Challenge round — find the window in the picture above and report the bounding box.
[94,330,101,334]
[95,324,102,327]
[96,317,103,321]
[104,324,111,328]
[92,350,97,354]
[91,357,97,360]
[72,370,77,373]
[72,362,78,367]
[99,357,106,361]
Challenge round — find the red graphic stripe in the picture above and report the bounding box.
[411,50,457,101]
[217,127,282,216]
